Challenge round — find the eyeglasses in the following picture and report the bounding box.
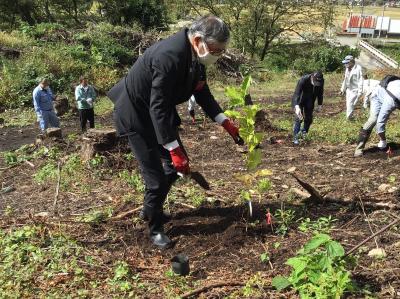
[203,41,226,56]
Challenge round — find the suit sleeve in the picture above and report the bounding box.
[292,77,305,107]
[317,82,324,105]
[149,63,178,145]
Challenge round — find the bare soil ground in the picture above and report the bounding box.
[1,98,400,298]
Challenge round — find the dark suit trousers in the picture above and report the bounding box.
[127,131,181,235]
[79,108,95,132]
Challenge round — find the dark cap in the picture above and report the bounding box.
[311,71,324,86]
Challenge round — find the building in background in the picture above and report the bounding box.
[342,14,400,38]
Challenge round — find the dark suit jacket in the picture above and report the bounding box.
[292,74,324,108]
[107,28,223,145]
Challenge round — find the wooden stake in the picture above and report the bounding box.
[52,162,61,215]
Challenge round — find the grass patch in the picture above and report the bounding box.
[0,108,36,127]
[0,31,30,49]
[94,96,114,116]
[0,225,146,297]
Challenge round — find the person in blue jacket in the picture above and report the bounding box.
[32,78,60,132]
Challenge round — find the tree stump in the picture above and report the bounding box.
[46,127,62,138]
[53,95,70,116]
[81,128,117,161]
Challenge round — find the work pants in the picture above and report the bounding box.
[37,110,60,132]
[346,89,359,120]
[293,103,314,136]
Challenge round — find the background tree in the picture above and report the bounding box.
[96,0,169,29]
[186,0,337,61]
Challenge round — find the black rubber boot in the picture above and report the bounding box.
[139,209,171,224]
[354,128,372,157]
[150,231,172,249]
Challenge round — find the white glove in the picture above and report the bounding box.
[294,105,303,120]
[316,105,322,112]
[86,98,93,106]
[378,139,387,149]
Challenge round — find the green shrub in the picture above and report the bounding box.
[273,234,353,298]
[263,42,360,74]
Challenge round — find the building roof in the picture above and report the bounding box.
[348,15,377,29]
[389,19,400,33]
[375,16,390,31]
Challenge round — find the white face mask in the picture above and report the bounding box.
[197,41,220,66]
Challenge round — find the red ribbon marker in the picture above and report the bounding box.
[266,210,272,225]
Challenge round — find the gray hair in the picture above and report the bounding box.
[39,77,49,84]
[188,15,230,44]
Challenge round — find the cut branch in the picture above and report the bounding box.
[181,281,246,299]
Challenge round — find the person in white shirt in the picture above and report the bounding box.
[340,55,363,120]
[354,78,400,157]
[362,74,380,109]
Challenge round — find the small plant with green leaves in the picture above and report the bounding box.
[33,162,58,184]
[79,207,113,224]
[257,178,272,193]
[119,169,145,193]
[274,208,296,236]
[89,154,105,169]
[184,186,206,207]
[260,251,270,263]
[272,233,353,299]
[225,104,263,170]
[240,272,265,298]
[298,216,337,234]
[2,144,36,166]
[3,152,18,165]
[107,261,135,293]
[66,133,79,142]
[387,174,396,184]
[224,74,263,170]
[225,74,252,108]
[237,169,273,217]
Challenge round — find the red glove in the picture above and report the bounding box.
[170,146,190,174]
[222,119,244,145]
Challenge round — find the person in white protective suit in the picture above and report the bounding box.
[340,55,363,120]
[362,74,380,109]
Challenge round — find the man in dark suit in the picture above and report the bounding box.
[108,16,242,249]
[292,71,324,145]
